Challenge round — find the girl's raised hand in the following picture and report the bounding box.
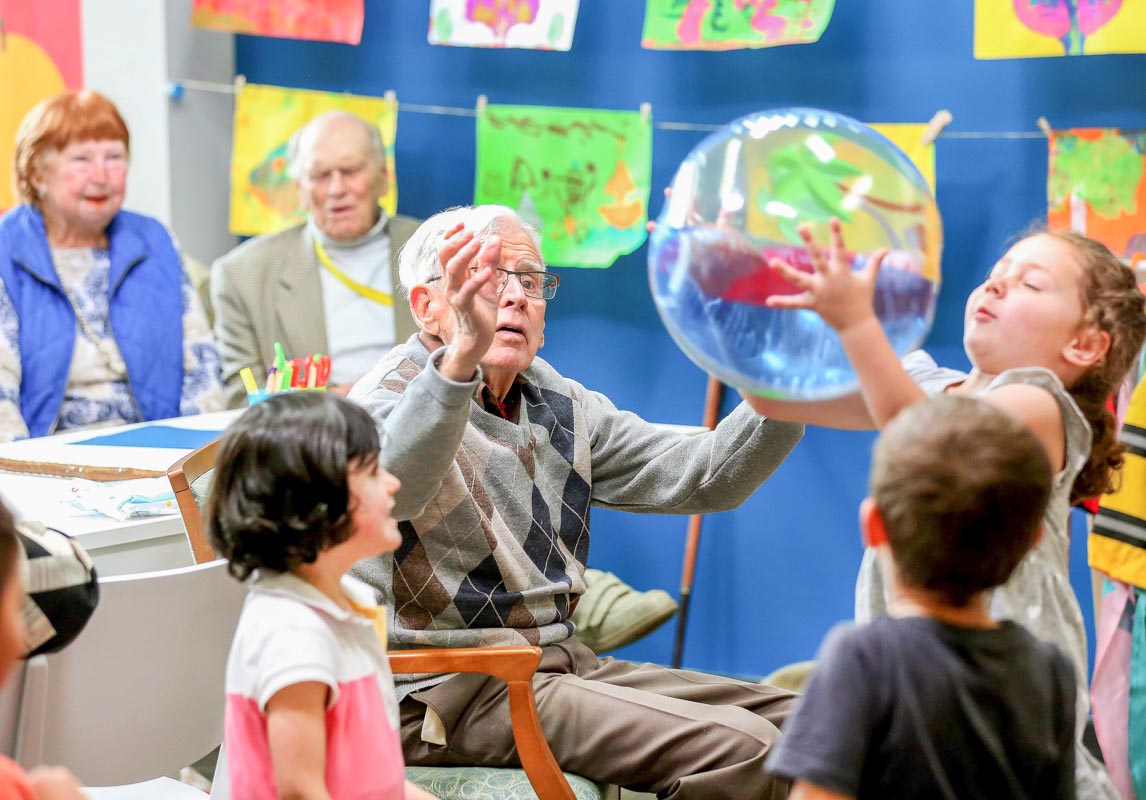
[765,218,888,335]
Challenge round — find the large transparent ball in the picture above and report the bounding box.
[649,108,942,400]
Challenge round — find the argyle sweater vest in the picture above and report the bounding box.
[351,337,804,696]
[354,350,591,654]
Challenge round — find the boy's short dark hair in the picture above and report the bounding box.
[870,396,1053,607]
[207,392,382,581]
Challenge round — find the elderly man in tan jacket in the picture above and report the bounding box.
[211,111,420,406]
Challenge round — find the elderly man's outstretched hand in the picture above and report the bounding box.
[436,223,500,382]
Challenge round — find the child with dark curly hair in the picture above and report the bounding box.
[207,391,431,800]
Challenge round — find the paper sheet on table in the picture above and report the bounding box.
[68,477,180,521]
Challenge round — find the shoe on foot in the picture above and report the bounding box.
[572,568,678,654]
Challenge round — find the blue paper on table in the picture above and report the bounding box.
[71,426,223,450]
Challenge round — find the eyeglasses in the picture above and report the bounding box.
[427,267,560,300]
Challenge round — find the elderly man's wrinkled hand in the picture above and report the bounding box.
[436,224,499,380]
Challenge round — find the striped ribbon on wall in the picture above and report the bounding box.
[1094,377,1146,588]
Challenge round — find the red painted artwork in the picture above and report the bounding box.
[1011,0,1124,54]
[192,0,365,45]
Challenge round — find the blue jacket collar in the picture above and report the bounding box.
[104,213,148,292]
[8,205,147,290]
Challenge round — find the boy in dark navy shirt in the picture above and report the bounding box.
[768,395,1076,800]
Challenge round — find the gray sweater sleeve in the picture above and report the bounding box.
[581,385,804,515]
[350,347,481,521]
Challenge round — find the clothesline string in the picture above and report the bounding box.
[169,77,1050,138]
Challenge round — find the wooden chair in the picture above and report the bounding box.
[167,437,222,564]
[391,648,583,800]
[166,440,599,800]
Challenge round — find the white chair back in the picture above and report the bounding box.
[0,664,22,757]
[14,559,245,787]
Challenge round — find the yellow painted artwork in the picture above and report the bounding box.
[870,123,936,195]
[230,83,398,237]
[975,0,1146,59]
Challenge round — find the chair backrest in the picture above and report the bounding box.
[14,559,246,786]
[0,664,23,758]
[168,438,222,564]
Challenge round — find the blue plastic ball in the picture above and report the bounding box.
[649,108,942,400]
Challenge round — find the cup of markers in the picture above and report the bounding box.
[241,343,333,406]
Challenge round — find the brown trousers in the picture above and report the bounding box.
[399,637,795,800]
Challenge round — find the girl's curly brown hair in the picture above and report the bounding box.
[1042,229,1146,504]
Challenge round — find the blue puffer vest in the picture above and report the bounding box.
[0,205,184,437]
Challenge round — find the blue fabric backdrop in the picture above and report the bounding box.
[236,1,1146,678]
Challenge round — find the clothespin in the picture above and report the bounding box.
[921,109,953,146]
[476,94,488,118]
[1036,116,1053,137]
[234,73,247,96]
[640,102,652,125]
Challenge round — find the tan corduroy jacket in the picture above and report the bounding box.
[209,215,420,407]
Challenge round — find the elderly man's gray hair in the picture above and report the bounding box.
[286,110,385,181]
[397,205,544,295]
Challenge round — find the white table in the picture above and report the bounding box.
[0,411,240,577]
[0,411,706,578]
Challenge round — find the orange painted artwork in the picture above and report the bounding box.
[1047,128,1146,283]
[0,0,83,211]
[192,0,365,45]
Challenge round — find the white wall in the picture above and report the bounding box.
[80,0,236,264]
[165,0,237,264]
[81,0,172,223]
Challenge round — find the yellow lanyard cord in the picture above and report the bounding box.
[313,239,393,307]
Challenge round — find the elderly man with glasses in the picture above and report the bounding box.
[349,204,805,800]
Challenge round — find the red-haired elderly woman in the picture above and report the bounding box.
[0,90,222,441]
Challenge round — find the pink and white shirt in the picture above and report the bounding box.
[223,571,404,800]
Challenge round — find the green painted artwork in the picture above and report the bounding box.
[475,104,652,268]
[642,0,835,51]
